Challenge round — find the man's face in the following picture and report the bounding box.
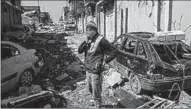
[86,27,97,40]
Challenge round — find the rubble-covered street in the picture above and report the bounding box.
[2,31,191,108]
[1,32,150,108]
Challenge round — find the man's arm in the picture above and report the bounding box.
[100,38,119,63]
[78,41,89,54]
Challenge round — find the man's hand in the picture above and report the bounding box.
[85,37,92,44]
[85,39,92,44]
[103,61,106,66]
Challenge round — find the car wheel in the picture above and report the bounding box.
[19,70,33,86]
[129,73,142,94]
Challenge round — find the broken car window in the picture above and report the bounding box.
[10,46,20,56]
[112,35,124,49]
[1,44,13,60]
[152,44,177,64]
[122,37,137,54]
[167,42,191,60]
[137,42,147,59]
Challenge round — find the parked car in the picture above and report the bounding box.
[1,41,44,94]
[110,31,191,94]
[3,25,33,42]
[64,21,76,31]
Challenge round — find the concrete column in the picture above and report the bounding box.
[114,0,117,39]
[163,0,169,31]
[168,0,173,31]
[125,8,128,33]
[157,0,162,31]
[121,9,123,34]
[153,1,158,32]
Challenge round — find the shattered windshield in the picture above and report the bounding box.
[152,43,178,64]
[167,42,191,59]
[152,41,191,64]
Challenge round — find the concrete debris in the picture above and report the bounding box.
[76,81,86,86]
[179,91,191,106]
[61,90,72,97]
[2,87,67,108]
[118,98,145,108]
[176,91,191,108]
[18,85,42,96]
[56,73,69,81]
[106,69,122,87]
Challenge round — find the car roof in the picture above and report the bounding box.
[122,31,185,45]
[122,32,154,41]
[1,41,27,53]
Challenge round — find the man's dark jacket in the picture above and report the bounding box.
[78,34,118,74]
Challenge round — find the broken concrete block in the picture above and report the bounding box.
[76,81,86,86]
[108,88,115,97]
[18,85,42,96]
[118,98,145,108]
[56,73,69,81]
[61,90,72,97]
[106,69,122,87]
[179,91,191,107]
[47,40,56,44]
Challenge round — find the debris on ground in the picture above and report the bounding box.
[173,91,191,108]
[1,85,67,108]
[3,30,190,108]
[105,68,122,87]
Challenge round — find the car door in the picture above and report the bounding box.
[109,35,124,70]
[134,41,150,75]
[1,44,19,93]
[116,36,138,77]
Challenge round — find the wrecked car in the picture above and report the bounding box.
[1,89,67,108]
[110,31,191,94]
[1,41,44,94]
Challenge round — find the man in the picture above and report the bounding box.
[78,21,118,108]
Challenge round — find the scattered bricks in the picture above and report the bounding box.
[76,81,86,86]
[18,85,42,96]
[61,90,72,98]
[29,85,43,95]
[56,73,69,82]
[118,98,145,108]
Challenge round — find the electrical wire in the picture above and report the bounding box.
[168,83,181,101]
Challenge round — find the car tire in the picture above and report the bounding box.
[129,73,142,95]
[19,70,34,86]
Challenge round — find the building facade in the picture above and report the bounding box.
[97,0,191,45]
[1,0,24,31]
[69,0,191,46]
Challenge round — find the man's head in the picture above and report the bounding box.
[86,21,98,40]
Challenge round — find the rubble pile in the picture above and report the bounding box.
[28,33,86,93]
[1,32,85,108]
[1,85,68,108]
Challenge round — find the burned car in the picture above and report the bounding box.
[110,31,191,94]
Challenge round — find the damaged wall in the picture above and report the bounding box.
[105,12,115,42]
[1,0,23,31]
[171,1,191,46]
[116,1,158,35]
[75,1,191,46]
